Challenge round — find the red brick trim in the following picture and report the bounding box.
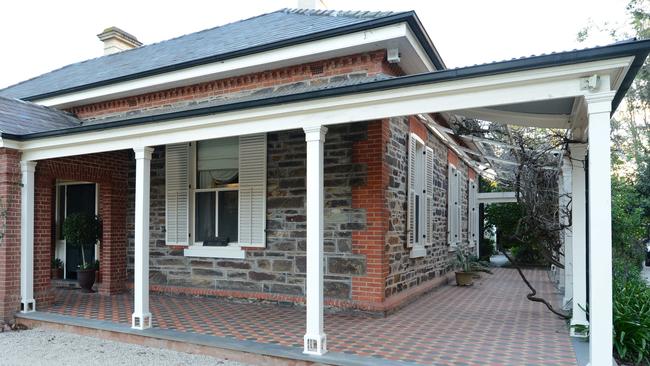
[0,148,22,322]
[350,120,389,304]
[35,151,129,297]
[408,116,428,141]
[468,168,477,181]
[69,50,401,120]
[447,148,460,167]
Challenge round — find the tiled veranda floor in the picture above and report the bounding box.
[42,268,577,365]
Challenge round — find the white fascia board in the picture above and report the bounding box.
[0,137,20,150]
[404,25,435,72]
[455,107,572,129]
[478,192,517,204]
[18,56,633,161]
[34,23,413,109]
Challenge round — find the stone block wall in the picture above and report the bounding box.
[126,123,372,303]
[384,116,475,299]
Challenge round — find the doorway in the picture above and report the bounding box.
[55,182,99,279]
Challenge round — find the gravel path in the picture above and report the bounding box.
[0,328,252,366]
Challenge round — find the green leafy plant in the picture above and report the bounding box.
[62,213,101,270]
[612,261,650,365]
[51,258,63,269]
[454,252,492,274]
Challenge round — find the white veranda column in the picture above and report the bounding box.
[132,147,153,330]
[569,143,588,337]
[20,161,37,313]
[561,157,573,307]
[303,125,327,355]
[586,91,616,365]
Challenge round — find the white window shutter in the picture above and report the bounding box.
[447,165,459,247]
[165,143,190,246]
[238,133,267,247]
[407,133,417,248]
[425,147,434,246]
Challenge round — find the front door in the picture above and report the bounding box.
[55,183,98,279]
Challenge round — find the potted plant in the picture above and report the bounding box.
[62,213,102,293]
[94,260,101,283]
[454,252,492,286]
[51,258,64,279]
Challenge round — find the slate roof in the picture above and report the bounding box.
[0,8,409,101]
[0,97,81,135]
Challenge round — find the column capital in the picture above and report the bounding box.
[133,146,154,160]
[584,91,616,115]
[568,143,587,160]
[303,126,328,142]
[20,161,37,173]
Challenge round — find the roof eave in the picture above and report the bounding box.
[9,39,650,141]
[20,11,444,103]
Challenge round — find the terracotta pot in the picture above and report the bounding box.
[51,268,63,280]
[455,271,474,286]
[77,269,96,293]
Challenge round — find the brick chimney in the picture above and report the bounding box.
[97,27,142,55]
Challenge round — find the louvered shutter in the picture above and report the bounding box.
[469,179,477,245]
[165,143,190,245]
[447,166,459,247]
[407,133,417,248]
[238,133,267,247]
[425,147,435,246]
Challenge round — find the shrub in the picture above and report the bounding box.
[62,213,102,270]
[612,260,650,365]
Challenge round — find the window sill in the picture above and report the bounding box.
[183,245,246,259]
[410,246,427,259]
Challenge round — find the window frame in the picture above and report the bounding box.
[189,140,241,247]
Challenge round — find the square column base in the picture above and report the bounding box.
[304,333,327,355]
[131,312,152,330]
[570,320,589,338]
[20,299,35,313]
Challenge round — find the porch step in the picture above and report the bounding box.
[15,312,418,366]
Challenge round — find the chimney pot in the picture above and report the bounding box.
[97,27,142,55]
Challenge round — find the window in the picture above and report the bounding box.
[447,165,461,249]
[193,137,239,244]
[407,133,434,258]
[165,133,267,258]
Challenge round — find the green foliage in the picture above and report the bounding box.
[611,176,647,267]
[612,260,650,365]
[51,258,63,269]
[62,213,101,269]
[479,237,495,261]
[454,252,492,274]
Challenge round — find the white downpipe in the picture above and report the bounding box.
[586,91,616,366]
[303,126,327,355]
[20,161,37,313]
[132,146,153,329]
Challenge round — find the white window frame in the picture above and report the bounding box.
[184,140,245,259]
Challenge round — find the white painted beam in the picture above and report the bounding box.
[560,156,573,307]
[17,56,634,162]
[20,161,36,313]
[586,90,616,366]
[303,126,327,356]
[477,191,517,204]
[132,146,153,330]
[454,107,572,129]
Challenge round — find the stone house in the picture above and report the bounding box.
[0,6,648,363]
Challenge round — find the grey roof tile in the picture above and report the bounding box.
[0,8,403,100]
[0,97,81,135]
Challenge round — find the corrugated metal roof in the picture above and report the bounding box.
[0,8,404,100]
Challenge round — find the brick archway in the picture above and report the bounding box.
[35,151,129,300]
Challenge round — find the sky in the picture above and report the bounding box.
[0,0,631,89]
